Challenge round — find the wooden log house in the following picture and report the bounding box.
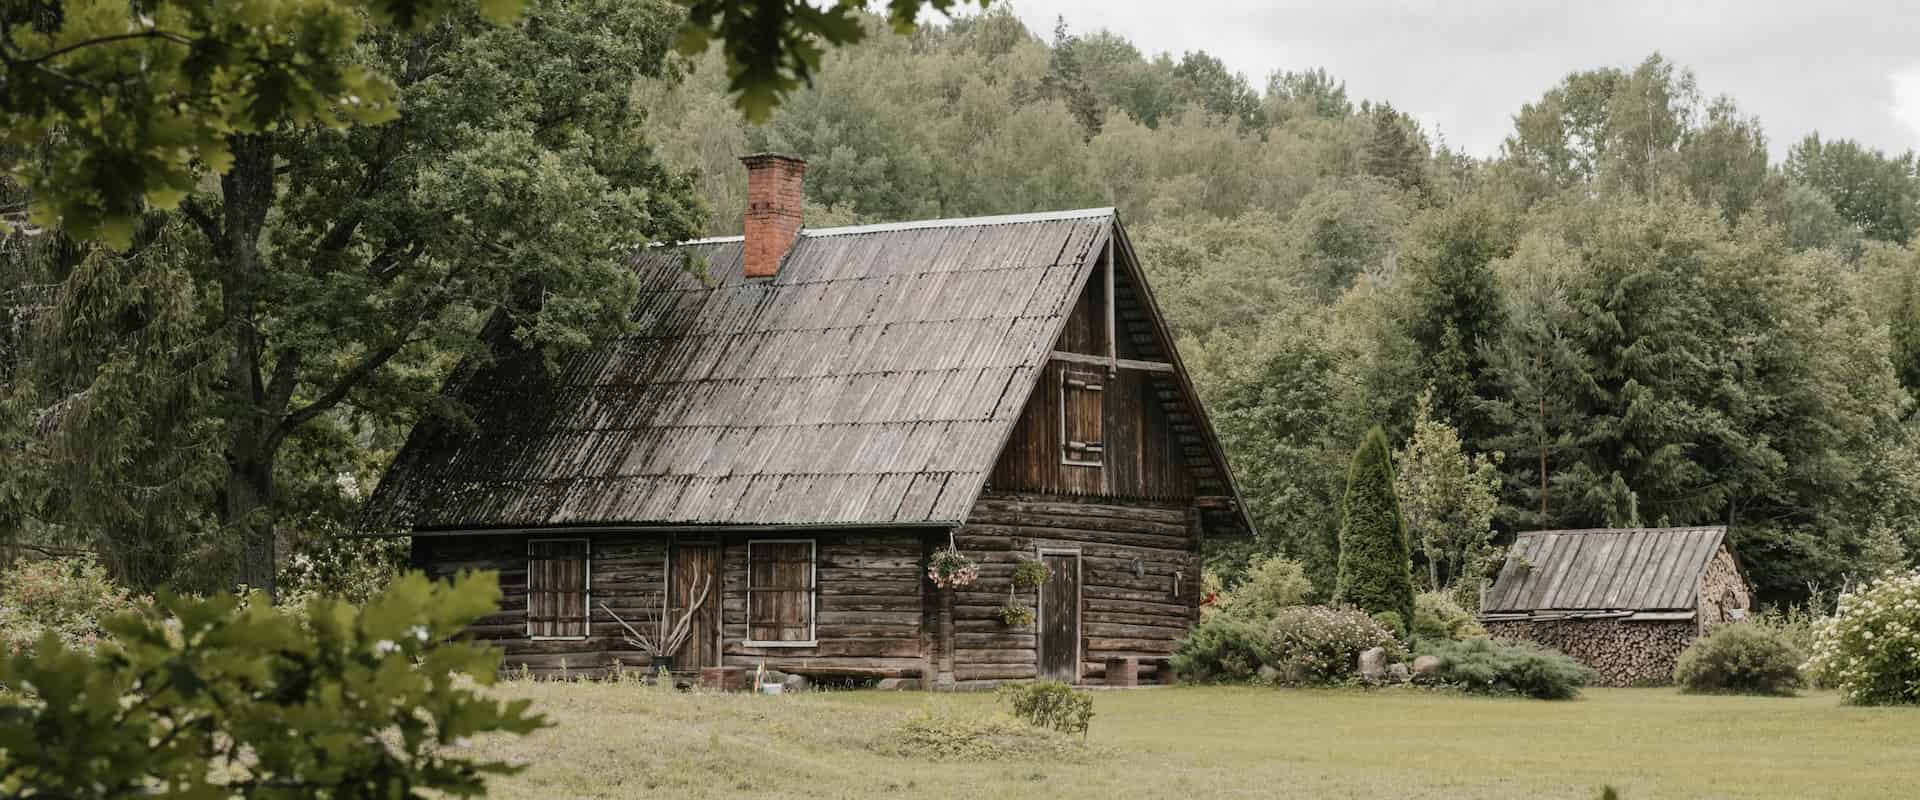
[1477,526,1753,686]
[361,154,1255,687]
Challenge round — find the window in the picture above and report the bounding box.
[1059,368,1104,466]
[746,540,815,646]
[527,539,590,639]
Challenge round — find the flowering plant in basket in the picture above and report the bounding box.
[928,547,978,589]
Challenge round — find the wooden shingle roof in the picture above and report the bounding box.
[1481,527,1729,616]
[363,208,1244,532]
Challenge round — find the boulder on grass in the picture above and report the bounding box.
[1387,663,1410,683]
[1358,647,1388,682]
[781,674,811,693]
[1257,665,1282,684]
[875,678,921,691]
[1412,655,1443,676]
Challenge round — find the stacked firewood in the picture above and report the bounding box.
[1484,618,1694,687]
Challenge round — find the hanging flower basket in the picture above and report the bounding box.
[928,546,978,589]
[998,600,1036,628]
[1011,558,1051,591]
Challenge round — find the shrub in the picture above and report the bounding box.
[278,534,408,606]
[1424,637,1593,699]
[877,704,1089,761]
[1333,427,1415,627]
[1264,605,1406,685]
[1170,614,1266,683]
[1411,591,1485,643]
[1370,610,1407,639]
[1212,555,1312,621]
[0,571,546,796]
[1805,568,1920,705]
[0,556,143,657]
[998,679,1094,735]
[1672,623,1805,696]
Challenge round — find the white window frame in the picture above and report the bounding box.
[744,538,818,648]
[1058,368,1105,467]
[526,538,591,641]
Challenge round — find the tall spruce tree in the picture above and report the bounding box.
[1334,426,1415,626]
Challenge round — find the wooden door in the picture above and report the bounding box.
[671,545,721,670]
[1039,553,1081,683]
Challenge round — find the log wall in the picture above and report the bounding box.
[717,532,927,678]
[1484,618,1695,687]
[943,491,1202,686]
[412,533,667,679]
[412,530,931,680]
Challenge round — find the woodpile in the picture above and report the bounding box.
[1484,618,1694,686]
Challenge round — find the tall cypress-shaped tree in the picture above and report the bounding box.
[1334,426,1415,627]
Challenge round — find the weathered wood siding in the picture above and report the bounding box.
[412,534,667,678]
[413,530,931,680]
[718,532,927,678]
[944,491,1202,686]
[988,361,1195,499]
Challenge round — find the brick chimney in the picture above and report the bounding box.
[740,153,807,279]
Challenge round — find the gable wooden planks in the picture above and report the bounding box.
[1483,527,1730,614]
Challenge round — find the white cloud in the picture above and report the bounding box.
[1889,66,1920,143]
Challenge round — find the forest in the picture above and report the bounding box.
[7,3,1920,607]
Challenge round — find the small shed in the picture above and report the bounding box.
[1477,526,1751,686]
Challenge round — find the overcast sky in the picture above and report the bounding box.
[994,0,1920,160]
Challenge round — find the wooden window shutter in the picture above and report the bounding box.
[747,540,816,645]
[1060,367,1105,467]
[527,540,590,639]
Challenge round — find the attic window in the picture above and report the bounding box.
[527,539,590,640]
[1060,368,1104,467]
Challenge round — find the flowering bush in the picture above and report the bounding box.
[1262,605,1406,685]
[1805,568,1920,705]
[927,547,978,589]
[998,600,1035,627]
[0,556,144,656]
[1174,603,1403,685]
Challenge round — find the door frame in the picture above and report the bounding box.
[1035,546,1084,684]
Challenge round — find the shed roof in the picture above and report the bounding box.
[1480,527,1729,616]
[360,208,1248,532]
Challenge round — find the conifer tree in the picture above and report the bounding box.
[1334,426,1415,627]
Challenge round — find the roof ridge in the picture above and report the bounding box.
[802,207,1115,237]
[1522,525,1727,535]
[651,207,1118,248]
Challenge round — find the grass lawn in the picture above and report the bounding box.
[470,681,1918,799]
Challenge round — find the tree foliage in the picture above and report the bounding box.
[1334,426,1415,625]
[1396,390,1501,592]
[3,0,705,593]
[0,570,545,796]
